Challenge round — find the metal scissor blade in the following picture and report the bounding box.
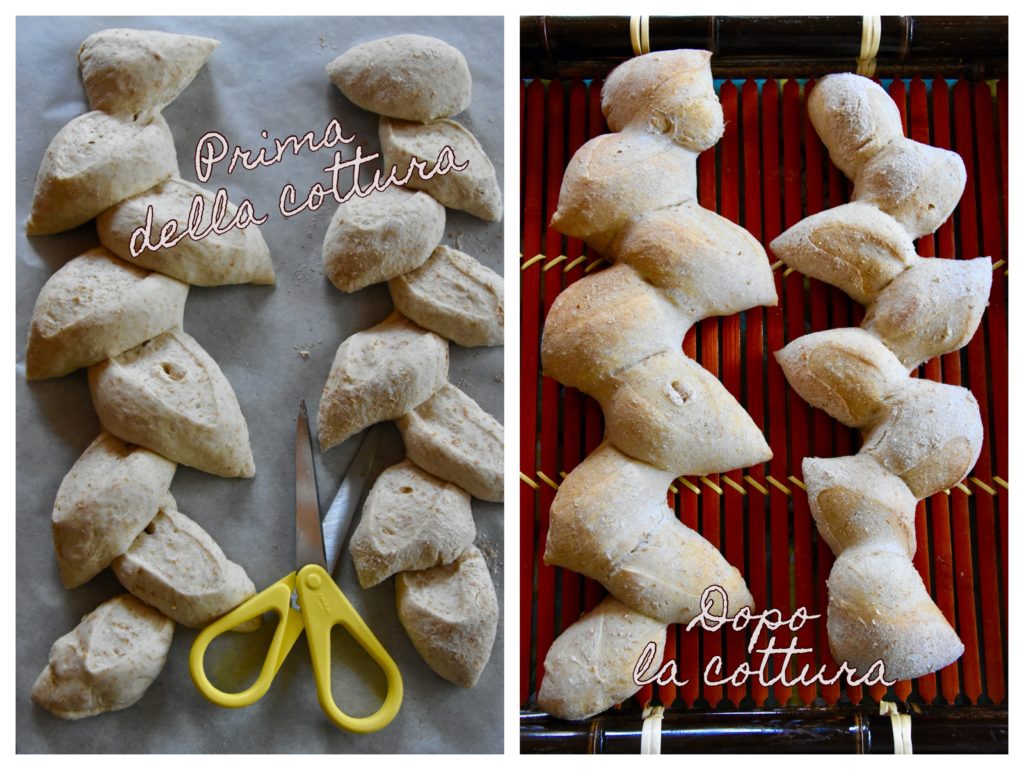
[321,424,382,576]
[295,400,327,570]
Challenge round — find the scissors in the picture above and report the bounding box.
[189,401,403,733]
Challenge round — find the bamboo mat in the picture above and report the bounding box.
[520,76,1008,711]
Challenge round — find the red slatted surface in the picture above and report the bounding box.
[520,77,1008,712]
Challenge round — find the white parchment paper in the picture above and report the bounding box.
[15,15,503,754]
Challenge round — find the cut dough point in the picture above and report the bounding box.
[396,545,498,688]
[318,312,448,452]
[78,28,219,118]
[350,460,475,588]
[388,245,504,347]
[89,328,255,478]
[97,178,275,286]
[113,506,258,629]
[31,595,174,720]
[27,111,179,236]
[538,596,666,722]
[327,34,471,122]
[380,116,502,222]
[321,187,445,293]
[396,383,504,502]
[52,432,176,589]
[25,248,187,380]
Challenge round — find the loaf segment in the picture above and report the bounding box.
[89,328,256,478]
[327,34,471,123]
[317,312,449,451]
[539,49,776,720]
[112,505,258,629]
[773,72,990,681]
[98,178,276,286]
[78,28,218,118]
[27,111,179,236]
[26,248,188,380]
[51,432,177,589]
[31,595,174,720]
[544,445,754,624]
[537,596,666,722]
[349,460,475,588]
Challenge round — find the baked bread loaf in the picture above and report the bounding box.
[51,432,176,589]
[772,72,990,680]
[25,248,188,380]
[89,328,255,478]
[317,312,448,451]
[380,116,502,221]
[78,28,218,118]
[538,49,776,720]
[326,34,471,122]
[388,245,504,347]
[396,383,503,502]
[349,460,475,588]
[27,111,178,236]
[31,595,174,720]
[112,505,257,629]
[537,596,666,722]
[97,178,275,286]
[322,186,445,293]
[396,545,498,688]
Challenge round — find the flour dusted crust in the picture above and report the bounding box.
[327,34,471,123]
[379,116,502,222]
[25,248,187,380]
[97,178,275,286]
[396,383,503,502]
[769,202,918,306]
[113,506,257,629]
[544,444,754,624]
[773,327,907,429]
[27,111,178,236]
[388,245,504,347]
[31,595,174,720]
[601,49,723,152]
[51,432,176,589]
[537,596,666,722]
[321,186,445,293]
[78,28,218,118]
[550,132,697,251]
[89,328,255,478]
[776,72,988,681]
[318,312,448,452]
[396,545,498,688]
[827,550,964,681]
[350,460,475,588]
[862,256,992,370]
[538,49,776,721]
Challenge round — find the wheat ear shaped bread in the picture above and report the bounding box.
[537,50,776,721]
[28,31,265,719]
[317,35,502,690]
[771,73,990,681]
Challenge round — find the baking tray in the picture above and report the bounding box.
[519,67,1007,750]
[16,15,504,754]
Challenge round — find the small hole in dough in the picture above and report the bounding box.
[145,521,157,535]
[671,380,691,401]
[399,486,413,494]
[161,362,186,381]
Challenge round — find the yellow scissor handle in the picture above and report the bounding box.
[189,571,306,708]
[295,564,403,734]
